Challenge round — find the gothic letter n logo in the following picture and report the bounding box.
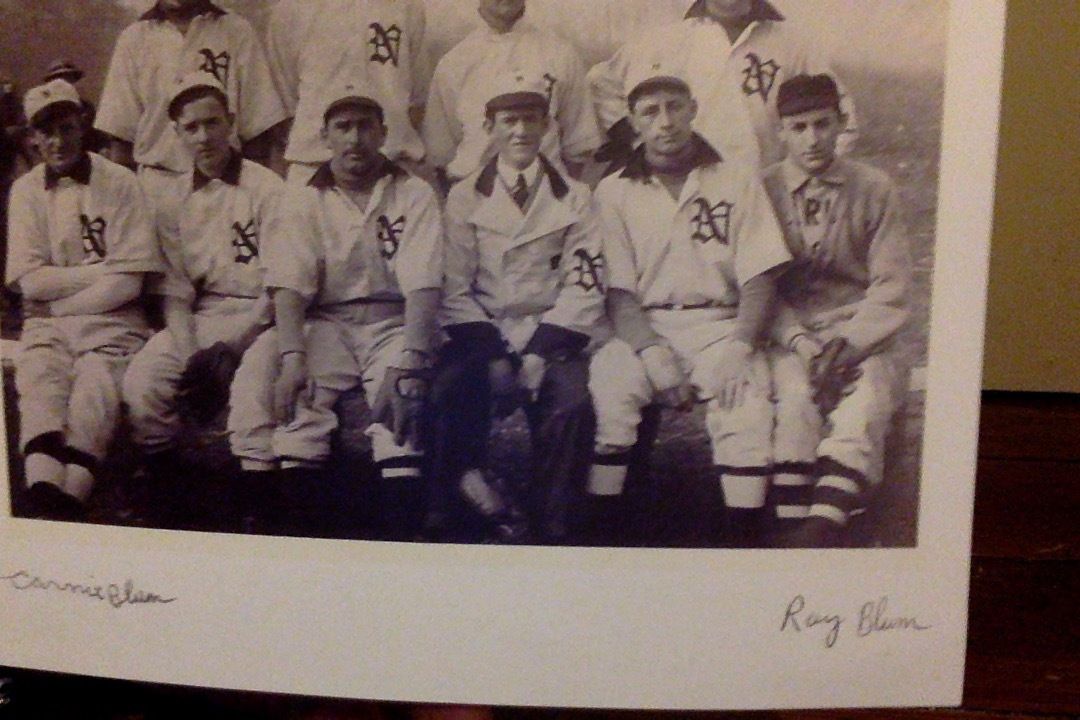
[369,23,402,66]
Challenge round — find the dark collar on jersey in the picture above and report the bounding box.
[617,134,722,182]
[474,153,569,200]
[192,150,242,191]
[44,153,92,190]
[142,0,226,22]
[684,0,784,22]
[307,155,405,191]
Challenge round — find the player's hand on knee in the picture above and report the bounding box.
[517,353,547,403]
[792,333,824,370]
[21,299,52,319]
[273,351,310,424]
[711,340,754,410]
[374,360,432,448]
[640,344,695,411]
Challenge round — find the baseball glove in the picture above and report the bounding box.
[371,365,433,448]
[809,337,863,415]
[176,341,241,424]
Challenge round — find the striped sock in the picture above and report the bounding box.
[588,450,632,496]
[771,461,815,519]
[717,465,772,509]
[808,458,868,526]
[377,455,423,481]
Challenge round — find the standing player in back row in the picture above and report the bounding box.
[764,75,911,547]
[266,0,429,185]
[94,0,286,208]
[422,0,601,188]
[6,81,162,521]
[589,0,856,170]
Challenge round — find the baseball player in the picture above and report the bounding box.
[586,66,791,547]
[429,71,606,544]
[589,0,856,171]
[227,88,443,539]
[94,0,286,209]
[763,74,911,548]
[265,0,429,185]
[421,0,601,188]
[121,74,282,530]
[5,80,161,521]
[41,59,106,155]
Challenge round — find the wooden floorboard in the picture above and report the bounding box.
[977,392,1080,462]
[972,458,1080,559]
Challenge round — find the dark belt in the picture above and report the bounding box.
[315,297,405,325]
[643,301,735,312]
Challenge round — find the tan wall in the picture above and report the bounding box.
[983,1,1080,392]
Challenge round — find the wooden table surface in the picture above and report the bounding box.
[1,391,1077,719]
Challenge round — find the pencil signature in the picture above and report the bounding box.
[0,569,176,609]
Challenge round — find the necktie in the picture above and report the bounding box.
[511,173,529,210]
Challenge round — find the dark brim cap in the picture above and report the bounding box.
[485,91,549,116]
[776,74,841,117]
[323,95,384,124]
[44,59,83,84]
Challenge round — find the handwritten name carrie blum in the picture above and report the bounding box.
[780,594,931,648]
[0,569,176,609]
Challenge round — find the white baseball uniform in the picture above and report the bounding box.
[588,0,856,169]
[95,1,286,205]
[123,153,283,452]
[763,156,911,524]
[589,138,790,473]
[422,19,601,181]
[228,160,443,473]
[266,0,428,182]
[5,153,161,466]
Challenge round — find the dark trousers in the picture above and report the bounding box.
[427,341,595,542]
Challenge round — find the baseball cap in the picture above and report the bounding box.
[626,59,691,108]
[44,58,84,84]
[485,71,550,116]
[323,85,384,124]
[776,74,841,117]
[24,79,82,128]
[167,71,229,120]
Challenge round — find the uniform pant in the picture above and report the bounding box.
[770,348,904,523]
[427,340,594,541]
[590,311,773,471]
[16,313,148,463]
[228,314,419,471]
[123,296,257,452]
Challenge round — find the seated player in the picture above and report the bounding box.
[430,72,606,544]
[122,74,283,530]
[227,88,443,539]
[586,66,791,547]
[5,80,161,520]
[763,74,912,548]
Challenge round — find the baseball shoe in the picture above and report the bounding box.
[457,469,529,543]
[21,482,86,523]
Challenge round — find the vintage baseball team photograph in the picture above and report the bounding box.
[0,0,946,551]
